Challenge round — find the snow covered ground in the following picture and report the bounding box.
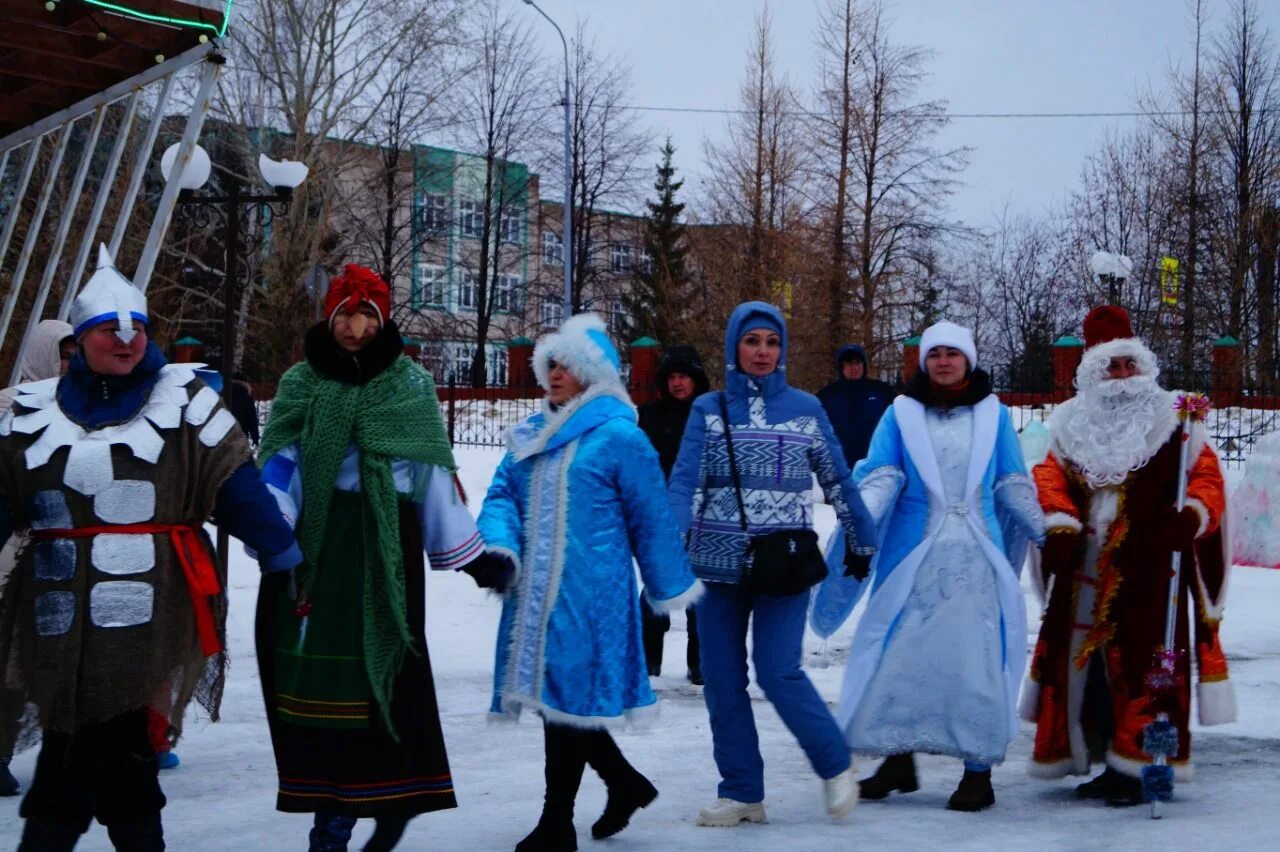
[4,447,1279,850]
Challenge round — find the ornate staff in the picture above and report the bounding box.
[1142,392,1211,818]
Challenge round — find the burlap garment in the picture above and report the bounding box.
[0,375,248,748]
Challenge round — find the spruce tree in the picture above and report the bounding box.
[626,140,688,344]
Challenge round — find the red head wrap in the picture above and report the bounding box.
[323,264,391,326]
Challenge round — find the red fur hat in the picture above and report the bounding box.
[1082,305,1134,349]
[324,264,391,326]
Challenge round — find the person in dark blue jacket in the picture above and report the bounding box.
[637,344,710,684]
[816,344,894,469]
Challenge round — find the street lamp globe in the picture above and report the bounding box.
[258,154,309,193]
[160,142,211,190]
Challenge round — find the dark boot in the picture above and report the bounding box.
[858,753,918,800]
[685,606,701,685]
[363,816,411,852]
[1075,767,1126,800]
[640,597,668,677]
[687,665,704,686]
[1104,772,1145,807]
[309,813,357,852]
[17,819,82,852]
[591,773,658,840]
[517,724,585,852]
[946,769,995,812]
[105,811,165,851]
[0,756,19,796]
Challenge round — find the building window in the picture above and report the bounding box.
[609,300,628,334]
[499,208,523,244]
[414,264,446,307]
[541,296,563,328]
[441,342,509,386]
[611,243,633,273]
[459,200,483,239]
[457,271,478,311]
[542,231,563,267]
[639,247,654,275]
[493,274,521,313]
[418,194,449,235]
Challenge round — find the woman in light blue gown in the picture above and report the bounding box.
[833,322,1044,812]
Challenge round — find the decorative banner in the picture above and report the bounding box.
[1161,257,1180,306]
[770,280,794,318]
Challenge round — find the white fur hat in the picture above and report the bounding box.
[919,320,977,370]
[532,313,623,391]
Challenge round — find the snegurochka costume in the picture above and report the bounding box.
[0,247,300,850]
[257,266,495,848]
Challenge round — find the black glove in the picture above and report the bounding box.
[1039,531,1080,580]
[843,548,873,581]
[462,552,516,593]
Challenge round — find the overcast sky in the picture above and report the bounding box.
[518,0,1279,228]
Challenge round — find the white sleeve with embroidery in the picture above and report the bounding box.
[417,465,484,570]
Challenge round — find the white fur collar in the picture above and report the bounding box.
[508,381,636,461]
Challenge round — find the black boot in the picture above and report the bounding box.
[0,756,19,796]
[17,819,82,852]
[105,812,165,851]
[517,724,584,852]
[309,813,357,852]
[1075,767,1126,800]
[591,773,658,840]
[687,665,704,686]
[946,769,995,812]
[363,816,411,852]
[859,753,918,800]
[1104,772,1145,807]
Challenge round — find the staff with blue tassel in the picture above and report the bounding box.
[1141,392,1210,817]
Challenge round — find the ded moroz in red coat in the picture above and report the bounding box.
[1022,405,1233,781]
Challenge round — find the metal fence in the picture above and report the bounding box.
[442,381,541,448]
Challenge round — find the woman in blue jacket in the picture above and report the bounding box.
[479,313,702,851]
[667,301,876,828]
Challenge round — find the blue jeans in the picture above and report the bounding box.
[697,583,851,803]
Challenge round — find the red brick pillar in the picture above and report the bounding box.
[507,336,535,391]
[1211,335,1241,407]
[630,336,662,405]
[902,335,921,385]
[1051,335,1084,403]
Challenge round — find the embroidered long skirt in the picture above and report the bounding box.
[255,496,456,817]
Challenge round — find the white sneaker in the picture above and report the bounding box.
[696,797,768,827]
[824,768,859,818]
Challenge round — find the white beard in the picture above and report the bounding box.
[1050,372,1177,489]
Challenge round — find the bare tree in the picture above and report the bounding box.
[702,5,808,306]
[449,0,548,386]
[837,0,968,361]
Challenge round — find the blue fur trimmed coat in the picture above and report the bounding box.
[667,302,877,584]
[478,383,702,728]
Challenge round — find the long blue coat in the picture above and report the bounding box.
[826,395,1045,760]
[478,384,702,728]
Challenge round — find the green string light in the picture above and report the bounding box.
[75,1,234,38]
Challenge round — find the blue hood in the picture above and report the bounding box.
[724,301,788,401]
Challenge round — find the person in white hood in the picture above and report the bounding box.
[0,318,73,797]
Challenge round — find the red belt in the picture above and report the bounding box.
[33,523,223,656]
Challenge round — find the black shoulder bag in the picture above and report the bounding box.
[718,393,826,596]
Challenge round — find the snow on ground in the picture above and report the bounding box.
[4,446,1280,850]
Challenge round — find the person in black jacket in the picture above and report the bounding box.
[637,344,710,684]
[816,344,894,469]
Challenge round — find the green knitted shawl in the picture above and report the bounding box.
[258,355,455,731]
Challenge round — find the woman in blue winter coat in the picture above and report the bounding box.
[667,301,877,828]
[478,313,702,852]
[830,321,1045,812]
